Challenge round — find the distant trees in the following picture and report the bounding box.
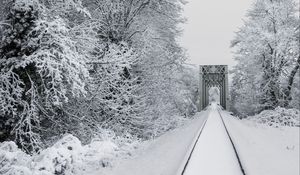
[0,0,194,152]
[231,0,300,116]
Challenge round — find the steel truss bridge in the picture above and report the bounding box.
[199,65,229,111]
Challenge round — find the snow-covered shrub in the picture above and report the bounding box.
[31,134,117,174]
[0,132,140,175]
[32,134,135,174]
[33,133,139,174]
[247,107,300,127]
[142,113,188,139]
[32,134,85,174]
[0,142,31,175]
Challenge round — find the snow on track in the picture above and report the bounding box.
[108,111,208,175]
[183,104,243,175]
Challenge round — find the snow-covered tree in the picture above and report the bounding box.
[79,0,190,138]
[0,0,89,152]
[0,0,190,152]
[129,0,190,137]
[231,0,300,115]
[65,42,144,140]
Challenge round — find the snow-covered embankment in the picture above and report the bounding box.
[222,111,300,175]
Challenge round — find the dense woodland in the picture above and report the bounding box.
[0,0,199,153]
[0,0,299,155]
[230,0,300,116]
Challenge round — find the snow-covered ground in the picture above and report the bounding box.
[222,110,300,175]
[107,111,208,175]
[109,104,299,175]
[0,111,208,175]
[1,106,299,175]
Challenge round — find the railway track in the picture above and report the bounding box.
[180,114,209,175]
[180,107,246,175]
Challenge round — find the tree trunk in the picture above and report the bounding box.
[260,56,280,110]
[282,56,300,107]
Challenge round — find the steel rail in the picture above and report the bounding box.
[180,113,209,175]
[217,109,247,175]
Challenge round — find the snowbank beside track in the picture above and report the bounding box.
[222,111,300,175]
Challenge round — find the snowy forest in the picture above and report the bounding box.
[0,0,198,151]
[0,0,299,174]
[230,0,300,116]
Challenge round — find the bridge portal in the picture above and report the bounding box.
[199,65,229,110]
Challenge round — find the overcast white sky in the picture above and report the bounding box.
[179,0,253,68]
